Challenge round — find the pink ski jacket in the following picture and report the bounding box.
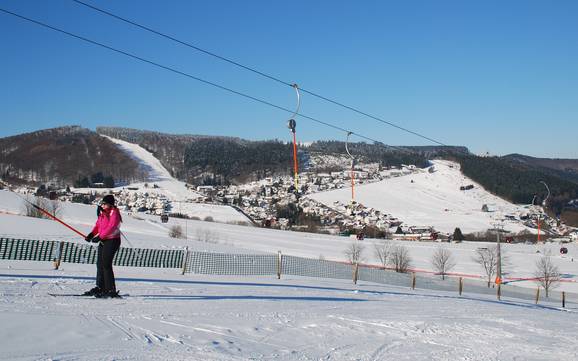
[91,207,122,240]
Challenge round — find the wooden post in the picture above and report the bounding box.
[562,291,566,308]
[411,272,416,290]
[277,251,283,280]
[353,263,359,285]
[181,247,189,275]
[497,283,501,300]
[458,277,463,296]
[535,288,540,304]
[53,241,64,270]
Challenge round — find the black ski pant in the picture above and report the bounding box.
[96,238,121,292]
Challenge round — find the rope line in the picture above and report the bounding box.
[0,6,420,154]
[71,0,446,146]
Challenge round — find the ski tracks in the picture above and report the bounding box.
[95,313,291,359]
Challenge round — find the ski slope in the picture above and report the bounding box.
[82,135,251,224]
[0,268,577,361]
[1,190,578,359]
[2,145,578,360]
[310,160,534,234]
[1,189,577,292]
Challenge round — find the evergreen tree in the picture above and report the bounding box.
[453,227,465,241]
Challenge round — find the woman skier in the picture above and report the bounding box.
[84,194,122,298]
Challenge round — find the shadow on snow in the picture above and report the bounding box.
[0,273,575,312]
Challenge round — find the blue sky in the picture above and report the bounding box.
[1,0,577,158]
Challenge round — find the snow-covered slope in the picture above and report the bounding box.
[1,191,578,359]
[310,160,534,234]
[0,269,576,361]
[97,135,250,224]
[1,190,577,293]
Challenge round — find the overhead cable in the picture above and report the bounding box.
[0,7,412,154]
[71,0,447,146]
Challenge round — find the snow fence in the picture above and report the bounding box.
[1,237,576,309]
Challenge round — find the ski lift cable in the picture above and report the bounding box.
[0,179,143,260]
[0,7,415,155]
[0,179,87,239]
[289,84,301,121]
[70,0,447,147]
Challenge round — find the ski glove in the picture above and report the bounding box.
[85,232,94,242]
[91,236,102,244]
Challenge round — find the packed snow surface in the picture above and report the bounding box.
[0,267,577,361]
[2,142,578,359]
[1,190,577,293]
[1,193,578,360]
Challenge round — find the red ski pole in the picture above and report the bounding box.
[30,202,87,238]
[0,180,86,238]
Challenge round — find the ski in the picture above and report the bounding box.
[48,293,127,298]
[48,293,89,297]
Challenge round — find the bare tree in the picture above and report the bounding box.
[390,245,412,273]
[48,200,62,218]
[23,196,48,219]
[431,246,456,280]
[473,246,498,287]
[195,228,218,243]
[534,250,560,297]
[344,240,365,265]
[373,240,393,269]
[168,225,184,239]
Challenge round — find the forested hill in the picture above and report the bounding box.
[96,126,241,181]
[503,153,578,184]
[95,127,435,185]
[308,141,458,168]
[3,126,576,221]
[447,153,578,216]
[0,126,144,187]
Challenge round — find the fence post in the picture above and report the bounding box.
[562,291,566,308]
[53,241,64,270]
[458,277,463,296]
[277,251,283,280]
[411,272,416,290]
[181,247,189,275]
[353,263,359,284]
[497,283,501,300]
[535,288,540,304]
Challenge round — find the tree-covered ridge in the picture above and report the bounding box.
[451,154,578,213]
[96,126,241,180]
[184,139,294,185]
[308,140,431,168]
[0,126,144,186]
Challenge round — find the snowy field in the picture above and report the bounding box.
[1,200,578,360]
[1,137,578,359]
[309,160,535,234]
[1,189,578,293]
[0,264,577,361]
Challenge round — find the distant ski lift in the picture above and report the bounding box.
[161,214,169,223]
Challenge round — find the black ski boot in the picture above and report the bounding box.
[82,287,101,296]
[95,290,122,299]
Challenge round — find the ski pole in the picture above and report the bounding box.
[0,180,86,238]
[120,231,142,261]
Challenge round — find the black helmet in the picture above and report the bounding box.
[101,194,115,206]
